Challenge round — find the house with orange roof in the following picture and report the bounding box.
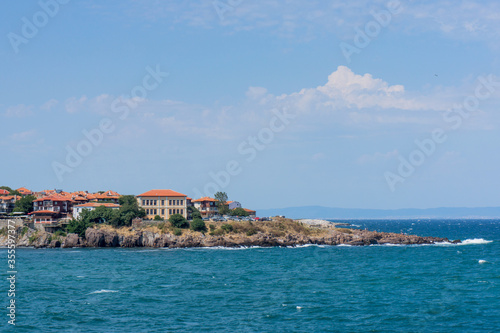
[93,190,120,203]
[0,189,9,196]
[136,189,188,219]
[0,196,20,214]
[243,208,256,218]
[29,194,74,224]
[192,197,219,218]
[16,187,33,196]
[73,202,121,219]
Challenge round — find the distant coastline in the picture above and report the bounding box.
[257,206,500,220]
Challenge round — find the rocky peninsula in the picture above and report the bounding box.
[0,218,460,248]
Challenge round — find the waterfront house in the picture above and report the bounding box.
[30,194,74,224]
[192,197,219,218]
[0,189,10,196]
[73,202,121,219]
[137,189,188,220]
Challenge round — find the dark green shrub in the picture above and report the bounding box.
[209,224,216,231]
[169,214,189,229]
[221,224,233,233]
[191,218,207,232]
[154,215,163,221]
[173,228,182,236]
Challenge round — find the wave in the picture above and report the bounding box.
[88,290,119,294]
[433,238,493,246]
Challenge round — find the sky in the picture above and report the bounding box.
[1,0,500,210]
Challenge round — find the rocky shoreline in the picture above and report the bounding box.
[0,224,460,249]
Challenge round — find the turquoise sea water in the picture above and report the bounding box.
[2,219,499,332]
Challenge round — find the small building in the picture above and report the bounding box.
[73,202,121,219]
[93,190,120,203]
[0,196,19,214]
[136,189,188,220]
[227,201,242,210]
[243,208,256,218]
[0,189,10,196]
[16,187,33,196]
[192,197,219,218]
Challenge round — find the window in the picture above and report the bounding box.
[169,209,172,214]
[162,200,165,206]
[180,209,183,215]
[180,200,183,205]
[169,200,172,205]
[162,209,165,215]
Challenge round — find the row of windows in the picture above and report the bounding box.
[145,209,184,216]
[142,199,184,206]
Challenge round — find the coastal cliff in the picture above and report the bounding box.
[0,219,459,248]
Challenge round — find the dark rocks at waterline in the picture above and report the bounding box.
[0,227,460,248]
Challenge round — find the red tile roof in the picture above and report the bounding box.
[29,210,59,215]
[16,187,32,194]
[0,189,9,195]
[74,203,120,208]
[137,189,187,197]
[34,194,74,203]
[192,197,218,203]
[243,208,256,213]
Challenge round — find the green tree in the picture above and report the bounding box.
[230,208,249,217]
[66,219,93,238]
[154,215,163,221]
[214,191,229,215]
[13,195,36,214]
[190,218,207,232]
[188,206,202,220]
[169,214,189,229]
[111,195,146,227]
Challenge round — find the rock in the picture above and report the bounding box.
[85,228,119,247]
[62,233,81,248]
[49,240,61,248]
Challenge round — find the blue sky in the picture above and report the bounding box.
[1,0,500,210]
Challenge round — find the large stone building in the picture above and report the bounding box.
[136,189,188,220]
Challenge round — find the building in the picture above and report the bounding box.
[227,201,242,210]
[73,202,121,219]
[93,190,120,203]
[0,196,19,214]
[30,194,74,224]
[192,197,219,218]
[16,187,33,196]
[0,189,10,196]
[136,189,188,219]
[243,208,256,218]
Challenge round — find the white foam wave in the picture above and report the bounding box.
[88,290,119,294]
[478,260,488,264]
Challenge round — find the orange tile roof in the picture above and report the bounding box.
[34,194,74,202]
[137,189,187,197]
[29,210,59,215]
[16,187,32,194]
[243,208,256,213]
[74,203,120,208]
[0,189,10,195]
[192,197,218,203]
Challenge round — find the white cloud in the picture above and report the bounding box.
[41,99,59,111]
[65,95,88,113]
[10,130,37,141]
[5,104,33,117]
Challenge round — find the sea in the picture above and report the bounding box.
[2,219,499,332]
